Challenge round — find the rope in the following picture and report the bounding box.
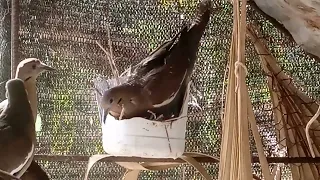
[306,103,320,158]
[234,61,248,92]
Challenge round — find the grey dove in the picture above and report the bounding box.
[0,58,55,179]
[0,79,34,179]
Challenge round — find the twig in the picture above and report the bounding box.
[92,87,102,96]
[155,114,164,121]
[306,103,320,158]
[119,105,125,120]
[0,80,6,86]
[162,115,188,122]
[96,41,120,85]
[164,125,172,153]
[147,110,157,120]
[106,23,114,66]
[220,62,228,125]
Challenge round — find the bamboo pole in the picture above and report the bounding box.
[33,154,320,163]
[11,0,20,78]
[218,0,254,179]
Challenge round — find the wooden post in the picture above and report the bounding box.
[11,0,20,78]
[0,0,11,99]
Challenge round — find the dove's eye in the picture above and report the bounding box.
[129,98,137,105]
[109,98,113,104]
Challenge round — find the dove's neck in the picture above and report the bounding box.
[24,79,38,123]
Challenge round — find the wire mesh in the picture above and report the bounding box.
[1,0,317,179]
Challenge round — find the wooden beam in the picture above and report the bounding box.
[11,0,20,78]
[34,154,320,164]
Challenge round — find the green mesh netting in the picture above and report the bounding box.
[0,0,319,179]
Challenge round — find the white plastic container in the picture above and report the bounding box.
[100,82,191,159]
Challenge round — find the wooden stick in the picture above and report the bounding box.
[33,154,320,163]
[11,0,20,78]
[96,41,120,85]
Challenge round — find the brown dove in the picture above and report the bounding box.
[100,0,212,120]
[19,161,49,180]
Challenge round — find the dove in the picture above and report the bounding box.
[0,79,35,177]
[20,161,49,180]
[0,58,55,179]
[100,84,154,120]
[101,0,211,120]
[0,169,21,180]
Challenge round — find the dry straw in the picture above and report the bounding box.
[218,0,274,179]
[247,23,320,180]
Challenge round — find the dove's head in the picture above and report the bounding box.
[101,84,151,120]
[6,78,28,101]
[16,58,56,82]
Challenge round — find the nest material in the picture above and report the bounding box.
[247,24,320,180]
[217,0,267,179]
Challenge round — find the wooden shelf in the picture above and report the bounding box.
[34,155,320,164]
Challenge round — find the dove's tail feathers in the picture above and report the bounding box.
[187,0,212,46]
[177,0,211,76]
[193,0,212,29]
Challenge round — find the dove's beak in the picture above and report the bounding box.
[102,108,109,124]
[39,62,56,71]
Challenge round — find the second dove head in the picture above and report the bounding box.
[16,58,56,81]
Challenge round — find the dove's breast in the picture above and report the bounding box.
[0,134,35,175]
